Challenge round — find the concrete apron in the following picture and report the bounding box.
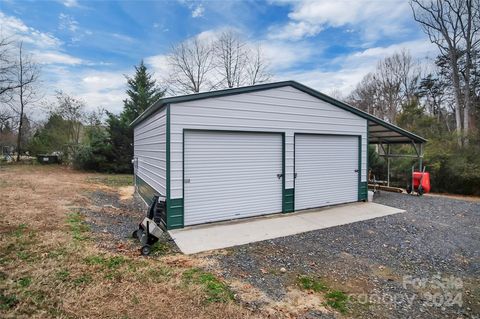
[169,202,405,255]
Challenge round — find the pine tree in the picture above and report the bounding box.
[107,61,164,172]
[121,60,164,124]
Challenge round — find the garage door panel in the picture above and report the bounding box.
[184,131,283,226]
[295,134,358,210]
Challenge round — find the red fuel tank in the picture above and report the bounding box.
[413,172,431,193]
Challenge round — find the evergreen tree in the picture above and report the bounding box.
[120,60,164,124]
[107,61,164,172]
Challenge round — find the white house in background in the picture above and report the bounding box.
[131,81,426,230]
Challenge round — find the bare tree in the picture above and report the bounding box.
[0,36,18,101]
[214,30,248,88]
[374,50,421,122]
[166,32,272,93]
[328,88,346,102]
[9,42,39,161]
[51,91,87,157]
[213,31,271,88]
[245,44,271,85]
[411,0,480,145]
[349,51,421,123]
[348,73,381,116]
[167,38,214,94]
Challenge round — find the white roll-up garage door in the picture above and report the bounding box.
[295,134,359,211]
[184,131,283,226]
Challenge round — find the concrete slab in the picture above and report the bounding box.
[169,202,405,254]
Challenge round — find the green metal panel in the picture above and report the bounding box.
[358,135,368,201]
[136,175,158,206]
[167,198,184,229]
[359,182,368,201]
[283,188,295,212]
[358,136,362,201]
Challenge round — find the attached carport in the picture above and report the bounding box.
[367,119,427,186]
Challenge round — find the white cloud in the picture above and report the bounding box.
[59,13,79,32]
[0,12,62,48]
[269,0,412,41]
[191,4,205,18]
[44,66,129,114]
[275,39,437,95]
[31,50,84,65]
[59,0,80,8]
[145,54,170,76]
[0,12,122,115]
[261,40,315,71]
[269,21,322,40]
[110,33,136,43]
[0,12,99,67]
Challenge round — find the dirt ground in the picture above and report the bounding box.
[1,165,478,319]
[0,165,261,319]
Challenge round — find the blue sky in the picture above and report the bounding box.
[0,0,437,115]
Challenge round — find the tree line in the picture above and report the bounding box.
[346,0,480,194]
[0,30,271,172]
[1,1,479,195]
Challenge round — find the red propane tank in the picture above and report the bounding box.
[412,171,431,193]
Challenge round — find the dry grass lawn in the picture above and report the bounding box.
[0,165,261,319]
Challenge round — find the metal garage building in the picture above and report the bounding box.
[131,81,425,230]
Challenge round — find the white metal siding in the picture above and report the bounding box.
[133,107,167,195]
[184,131,283,226]
[295,135,359,210]
[170,86,367,200]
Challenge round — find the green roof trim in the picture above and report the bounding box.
[130,80,426,144]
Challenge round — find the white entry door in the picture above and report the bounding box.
[295,134,359,210]
[184,131,283,226]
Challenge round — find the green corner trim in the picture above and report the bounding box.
[358,136,362,201]
[136,176,159,207]
[167,198,184,229]
[359,182,368,201]
[283,188,294,213]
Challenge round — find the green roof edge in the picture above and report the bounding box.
[130,80,427,144]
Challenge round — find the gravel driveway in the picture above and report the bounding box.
[212,192,480,318]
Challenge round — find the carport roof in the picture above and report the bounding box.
[131,80,426,144]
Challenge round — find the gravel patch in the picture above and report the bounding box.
[80,190,178,253]
[212,192,480,318]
